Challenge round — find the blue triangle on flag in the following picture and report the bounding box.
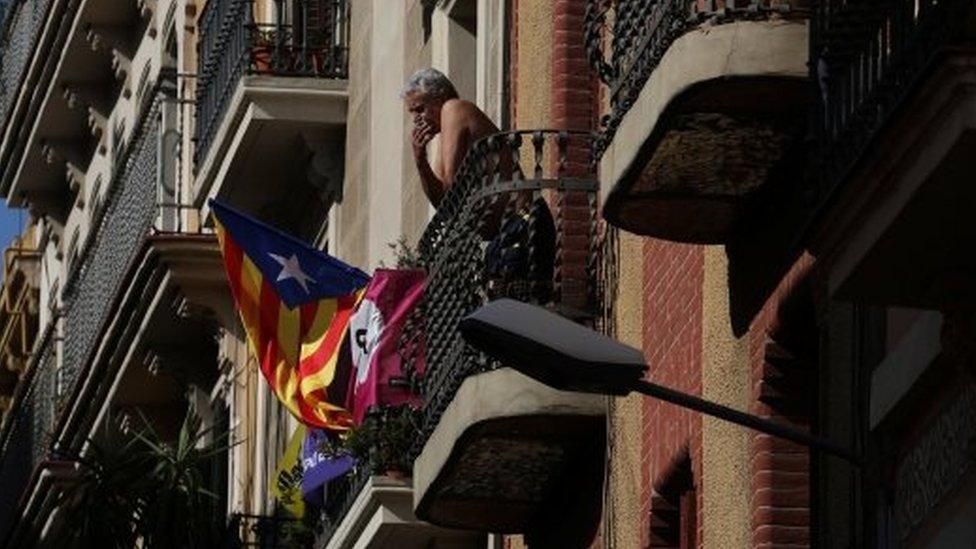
[210,199,370,308]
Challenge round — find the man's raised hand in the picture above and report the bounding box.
[412,120,435,160]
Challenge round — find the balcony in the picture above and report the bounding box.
[0,227,40,414]
[809,0,976,307]
[316,468,482,549]
[0,0,54,139]
[0,91,229,546]
[306,407,482,549]
[407,131,606,539]
[585,0,810,243]
[0,0,161,211]
[0,328,62,541]
[193,0,349,228]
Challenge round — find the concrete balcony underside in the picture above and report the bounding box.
[600,20,809,243]
[815,50,976,309]
[194,75,347,220]
[58,234,229,452]
[413,368,605,534]
[0,0,141,207]
[324,476,482,549]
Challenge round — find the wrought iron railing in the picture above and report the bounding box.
[0,0,53,136]
[811,0,971,203]
[405,130,600,448]
[584,0,805,156]
[226,513,314,548]
[194,0,350,164]
[314,405,415,547]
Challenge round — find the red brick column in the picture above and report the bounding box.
[749,255,815,549]
[642,241,704,548]
[550,0,599,312]
[552,0,596,131]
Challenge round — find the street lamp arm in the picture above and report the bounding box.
[631,379,860,465]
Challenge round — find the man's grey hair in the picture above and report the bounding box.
[400,68,459,101]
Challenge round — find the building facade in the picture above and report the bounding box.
[0,0,973,548]
[593,0,976,547]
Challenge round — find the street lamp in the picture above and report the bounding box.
[460,298,859,464]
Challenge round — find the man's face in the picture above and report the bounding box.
[405,91,441,132]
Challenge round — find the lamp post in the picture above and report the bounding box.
[460,298,859,465]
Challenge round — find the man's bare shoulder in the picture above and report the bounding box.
[442,98,479,115]
[441,98,498,136]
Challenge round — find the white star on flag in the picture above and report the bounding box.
[269,253,315,294]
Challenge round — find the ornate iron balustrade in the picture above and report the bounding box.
[0,0,53,136]
[406,130,600,448]
[194,0,350,164]
[226,513,314,548]
[812,0,970,203]
[584,0,805,156]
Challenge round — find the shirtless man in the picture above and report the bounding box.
[401,68,556,303]
[401,68,500,207]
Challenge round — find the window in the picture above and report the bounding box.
[649,453,696,548]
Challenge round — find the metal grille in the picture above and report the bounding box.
[0,85,203,535]
[60,107,160,391]
[0,329,54,539]
[405,130,600,453]
[30,340,57,463]
[226,513,313,548]
[584,0,804,157]
[0,0,53,132]
[194,0,350,165]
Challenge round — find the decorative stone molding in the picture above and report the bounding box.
[895,385,976,540]
[85,25,133,58]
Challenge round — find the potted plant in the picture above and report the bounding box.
[341,405,421,478]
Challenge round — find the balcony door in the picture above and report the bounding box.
[432,0,508,128]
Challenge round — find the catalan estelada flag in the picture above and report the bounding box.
[210,200,370,431]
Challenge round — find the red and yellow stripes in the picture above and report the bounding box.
[215,220,358,431]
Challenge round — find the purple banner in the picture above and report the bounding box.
[302,428,355,503]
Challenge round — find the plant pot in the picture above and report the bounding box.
[384,469,409,481]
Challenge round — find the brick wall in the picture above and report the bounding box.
[642,240,704,547]
[749,254,815,548]
[550,0,598,312]
[551,0,595,131]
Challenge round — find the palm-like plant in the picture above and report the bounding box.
[56,410,231,548]
[56,430,148,549]
[132,411,229,548]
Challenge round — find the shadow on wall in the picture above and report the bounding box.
[523,430,606,549]
[725,137,812,337]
